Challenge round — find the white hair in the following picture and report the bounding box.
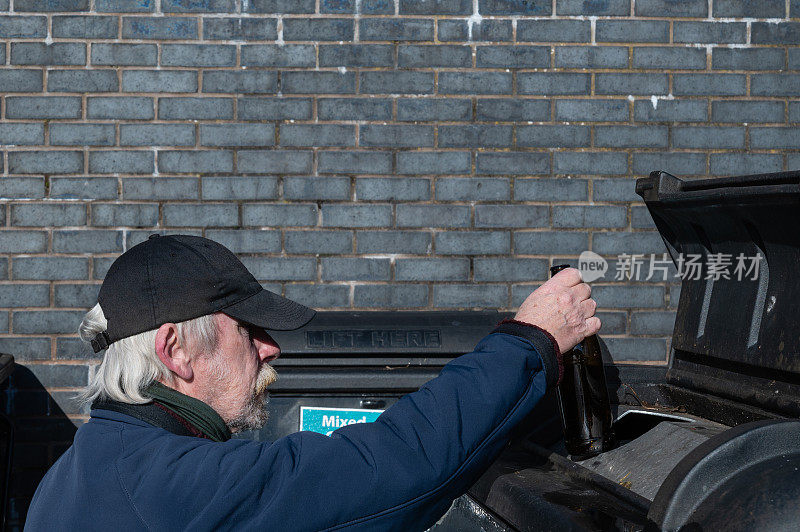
[78,304,219,406]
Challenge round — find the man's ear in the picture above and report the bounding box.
[155,323,193,381]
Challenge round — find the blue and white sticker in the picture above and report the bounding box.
[300,406,384,436]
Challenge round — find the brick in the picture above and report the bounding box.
[12,257,88,280]
[162,44,235,67]
[201,176,278,200]
[673,74,745,96]
[634,99,707,122]
[751,74,800,97]
[163,203,237,227]
[95,0,155,11]
[91,204,158,226]
[284,177,350,200]
[557,0,630,15]
[246,0,315,13]
[358,18,434,41]
[282,72,355,94]
[126,229,202,248]
[1,339,52,361]
[54,284,99,308]
[0,124,44,145]
[553,206,626,228]
[433,284,507,308]
[88,97,154,119]
[475,205,549,228]
[791,102,800,122]
[480,0,550,14]
[322,258,390,281]
[437,231,509,254]
[592,285,664,308]
[122,70,197,93]
[555,99,628,122]
[710,154,783,176]
[122,177,199,200]
[554,152,628,175]
[439,19,513,42]
[238,151,312,174]
[91,43,155,66]
[53,230,123,253]
[50,177,118,200]
[673,22,746,44]
[238,98,312,120]
[0,178,44,199]
[0,231,47,253]
[396,258,468,281]
[8,151,83,174]
[50,123,115,147]
[476,99,549,122]
[477,152,549,175]
[672,126,744,149]
[440,72,512,95]
[399,45,471,67]
[596,125,668,148]
[0,16,46,38]
[203,18,276,40]
[596,73,668,95]
[6,96,81,119]
[397,98,471,121]
[630,311,676,335]
[514,231,589,255]
[603,337,667,362]
[205,230,281,254]
[318,151,391,174]
[322,204,392,227]
[122,16,197,39]
[200,124,273,147]
[436,177,509,201]
[750,128,800,149]
[0,284,49,307]
[52,15,117,38]
[320,45,394,67]
[320,0,393,14]
[635,0,706,16]
[242,257,316,281]
[0,70,42,92]
[711,101,784,123]
[159,150,233,173]
[439,125,512,148]
[283,18,353,41]
[518,73,590,95]
[715,0,785,17]
[11,43,85,65]
[360,71,434,94]
[360,125,434,148]
[356,231,431,254]
[597,20,669,42]
[280,125,355,147]
[356,178,430,201]
[515,178,588,201]
[319,98,392,121]
[120,124,195,146]
[793,1,800,18]
[159,97,233,119]
[353,285,428,308]
[285,284,350,308]
[241,45,315,67]
[397,151,471,175]
[15,0,87,10]
[475,258,548,282]
[161,0,234,11]
[632,206,656,229]
[632,46,706,70]
[88,151,153,174]
[592,179,641,202]
[48,69,118,93]
[517,20,590,42]
[399,0,470,14]
[0,260,8,280]
[285,230,352,254]
[396,204,470,228]
[517,125,590,148]
[712,48,785,71]
[242,203,317,227]
[554,46,628,69]
[633,152,706,176]
[592,231,664,255]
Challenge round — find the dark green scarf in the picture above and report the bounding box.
[145,381,231,442]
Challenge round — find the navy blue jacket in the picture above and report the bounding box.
[25,326,559,531]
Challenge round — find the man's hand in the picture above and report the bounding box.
[514,267,601,353]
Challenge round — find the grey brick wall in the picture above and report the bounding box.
[1,1,800,525]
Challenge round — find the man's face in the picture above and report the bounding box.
[195,313,281,433]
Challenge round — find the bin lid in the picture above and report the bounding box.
[636,170,800,416]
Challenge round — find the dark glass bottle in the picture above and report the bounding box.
[550,264,614,459]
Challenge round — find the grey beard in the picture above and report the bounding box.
[226,390,270,433]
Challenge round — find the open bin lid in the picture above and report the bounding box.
[636,170,800,417]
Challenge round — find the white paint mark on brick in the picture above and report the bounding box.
[338,66,348,74]
[627,95,635,103]
[153,148,159,177]
[650,93,674,110]
[589,16,597,46]
[394,0,399,16]
[242,0,250,14]
[276,17,284,46]
[467,0,482,42]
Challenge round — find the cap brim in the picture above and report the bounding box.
[223,289,316,331]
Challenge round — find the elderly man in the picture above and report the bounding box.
[25,234,599,531]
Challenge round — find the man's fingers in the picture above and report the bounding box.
[551,267,582,287]
[571,282,591,302]
[585,316,601,335]
[579,297,597,316]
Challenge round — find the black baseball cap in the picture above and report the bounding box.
[91,234,316,353]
